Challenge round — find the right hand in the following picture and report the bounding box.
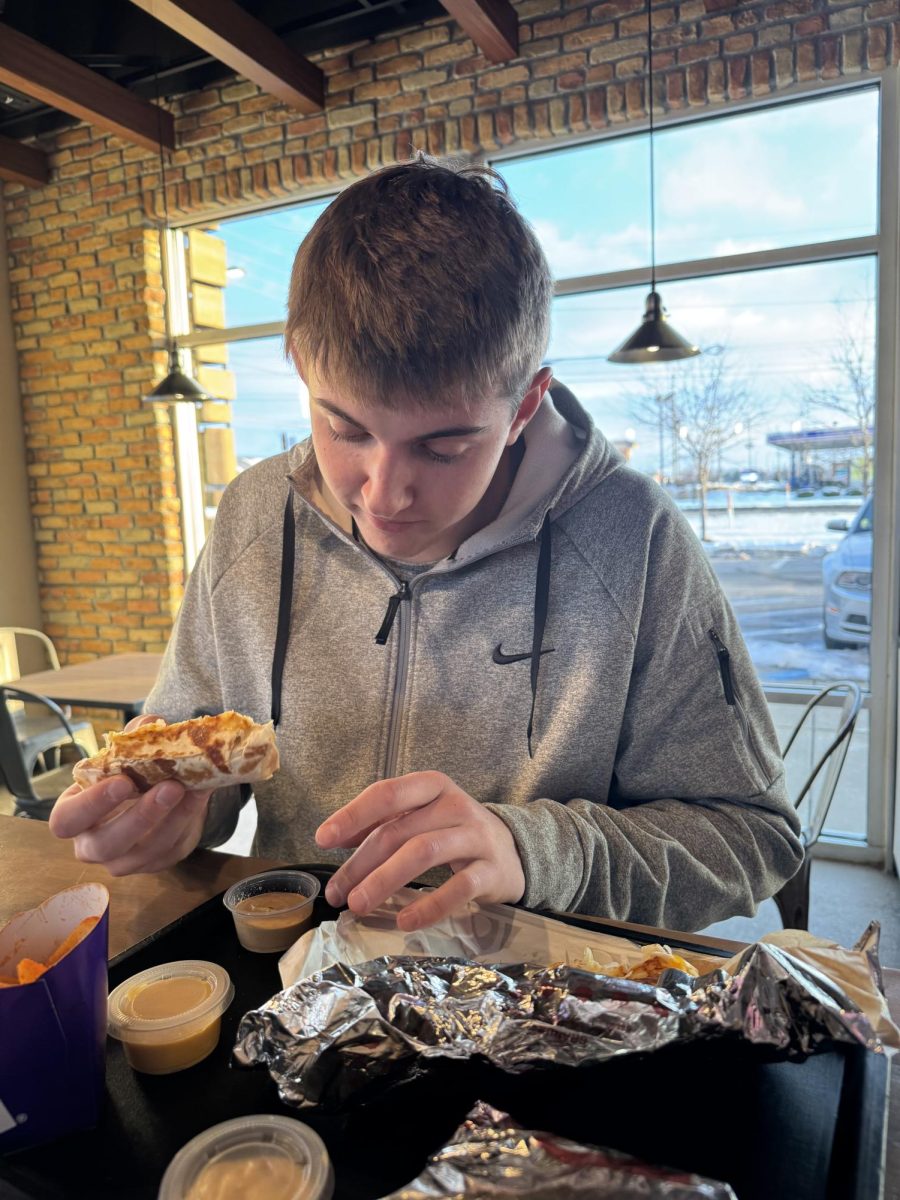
[48,714,213,876]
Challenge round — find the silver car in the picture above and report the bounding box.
[822,497,872,649]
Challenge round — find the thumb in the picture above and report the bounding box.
[123,713,164,734]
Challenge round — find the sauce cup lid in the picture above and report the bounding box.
[158,1114,334,1200]
[223,870,321,915]
[108,960,234,1039]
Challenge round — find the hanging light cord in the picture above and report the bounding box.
[647,0,657,293]
[151,36,174,354]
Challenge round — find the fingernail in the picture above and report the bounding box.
[325,881,344,906]
[107,778,135,801]
[397,909,420,932]
[348,887,369,913]
[154,781,183,808]
[316,821,338,848]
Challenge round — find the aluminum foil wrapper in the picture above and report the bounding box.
[378,1100,737,1199]
[234,935,886,1109]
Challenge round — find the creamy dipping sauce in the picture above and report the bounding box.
[186,1152,307,1200]
[231,891,314,953]
[128,975,213,1020]
[108,961,233,1076]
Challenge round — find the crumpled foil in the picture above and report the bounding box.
[234,930,888,1109]
[378,1100,737,1199]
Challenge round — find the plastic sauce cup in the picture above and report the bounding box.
[108,960,233,1075]
[223,871,321,954]
[158,1114,334,1200]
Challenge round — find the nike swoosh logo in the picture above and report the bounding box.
[492,643,556,665]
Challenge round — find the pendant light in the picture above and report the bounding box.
[608,0,699,364]
[143,60,212,404]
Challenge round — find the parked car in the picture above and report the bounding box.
[821,497,872,649]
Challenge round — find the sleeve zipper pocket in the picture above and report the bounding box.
[708,629,735,705]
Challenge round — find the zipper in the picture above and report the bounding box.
[708,629,735,705]
[375,581,409,645]
[708,628,769,781]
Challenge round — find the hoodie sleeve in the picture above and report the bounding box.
[487,509,804,931]
[144,536,248,849]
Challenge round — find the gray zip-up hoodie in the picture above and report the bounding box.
[146,384,802,930]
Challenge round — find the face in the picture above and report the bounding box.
[302,365,551,563]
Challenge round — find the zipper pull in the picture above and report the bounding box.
[375,580,409,645]
[708,629,736,705]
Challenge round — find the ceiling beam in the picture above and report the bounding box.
[0,133,49,188]
[128,0,324,112]
[0,25,174,154]
[440,0,518,62]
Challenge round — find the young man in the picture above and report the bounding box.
[51,159,802,933]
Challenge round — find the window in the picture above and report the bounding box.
[493,83,888,852]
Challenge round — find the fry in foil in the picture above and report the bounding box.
[377,1100,737,1199]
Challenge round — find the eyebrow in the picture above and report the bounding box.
[314,398,488,440]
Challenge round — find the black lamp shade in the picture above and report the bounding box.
[144,346,212,403]
[608,291,700,364]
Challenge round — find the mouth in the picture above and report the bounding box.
[361,511,419,534]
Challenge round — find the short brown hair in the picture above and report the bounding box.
[285,156,552,409]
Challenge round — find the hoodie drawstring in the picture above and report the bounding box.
[528,513,553,758]
[271,488,296,728]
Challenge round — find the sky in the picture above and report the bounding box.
[192,86,879,471]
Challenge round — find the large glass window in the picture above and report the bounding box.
[495,84,883,849]
[500,87,878,277]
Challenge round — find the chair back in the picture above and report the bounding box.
[0,628,61,717]
[0,686,86,806]
[781,681,863,846]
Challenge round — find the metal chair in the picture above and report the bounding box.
[0,686,92,820]
[0,627,97,773]
[773,681,863,930]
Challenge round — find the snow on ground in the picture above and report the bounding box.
[744,637,870,683]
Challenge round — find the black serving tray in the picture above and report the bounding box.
[0,865,888,1200]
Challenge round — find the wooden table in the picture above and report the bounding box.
[1,815,896,1196]
[0,813,285,958]
[14,652,164,723]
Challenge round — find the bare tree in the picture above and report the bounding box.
[633,351,753,541]
[802,300,875,497]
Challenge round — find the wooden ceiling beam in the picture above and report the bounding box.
[440,0,519,62]
[0,133,49,188]
[128,0,324,112]
[0,24,174,154]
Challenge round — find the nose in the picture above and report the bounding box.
[360,447,414,518]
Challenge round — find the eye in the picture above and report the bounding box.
[328,424,367,445]
[421,442,467,464]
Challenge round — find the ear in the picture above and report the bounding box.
[507,366,553,444]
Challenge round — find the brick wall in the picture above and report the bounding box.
[3,0,896,663]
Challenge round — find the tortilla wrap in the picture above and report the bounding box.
[72,711,279,793]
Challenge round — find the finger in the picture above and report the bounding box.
[326,802,466,905]
[72,780,188,864]
[316,772,453,849]
[101,792,210,877]
[342,826,475,916]
[395,865,486,932]
[49,776,138,839]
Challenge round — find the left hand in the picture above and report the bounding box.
[315,771,526,932]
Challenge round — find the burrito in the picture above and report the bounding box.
[72,711,279,793]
